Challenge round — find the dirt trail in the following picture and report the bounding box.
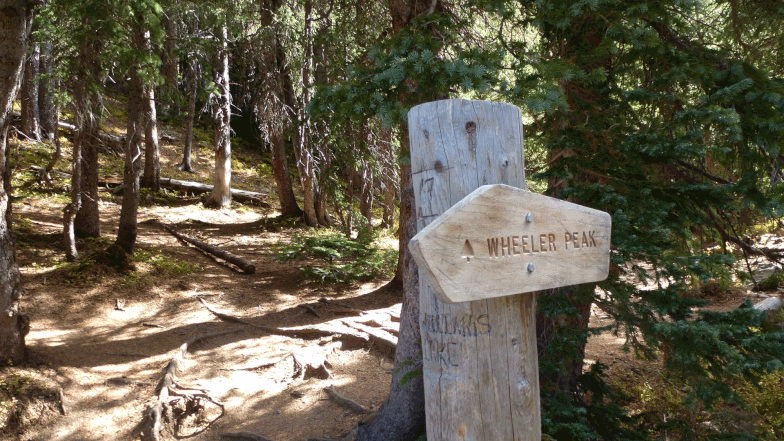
[8,197,398,441]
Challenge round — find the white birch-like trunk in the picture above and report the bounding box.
[205,24,232,208]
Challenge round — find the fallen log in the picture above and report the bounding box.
[11,111,125,155]
[27,165,269,206]
[160,223,256,274]
[160,177,269,206]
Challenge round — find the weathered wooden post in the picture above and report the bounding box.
[408,99,611,440]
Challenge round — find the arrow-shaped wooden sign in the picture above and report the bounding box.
[409,184,612,303]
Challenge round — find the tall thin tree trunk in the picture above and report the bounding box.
[179,59,197,172]
[20,41,40,141]
[294,0,318,227]
[259,0,301,217]
[162,14,179,116]
[64,122,81,261]
[357,2,444,438]
[0,0,33,365]
[38,42,55,143]
[205,24,232,208]
[357,131,425,440]
[74,128,100,237]
[269,127,300,215]
[141,83,160,191]
[74,30,103,238]
[116,47,144,255]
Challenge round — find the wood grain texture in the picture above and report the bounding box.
[409,184,612,303]
[409,99,540,441]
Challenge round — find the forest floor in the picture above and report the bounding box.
[1,106,782,440]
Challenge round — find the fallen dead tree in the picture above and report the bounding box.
[140,328,241,441]
[159,177,269,206]
[10,111,125,155]
[27,165,269,206]
[159,223,256,274]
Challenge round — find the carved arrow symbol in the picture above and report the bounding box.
[461,240,475,263]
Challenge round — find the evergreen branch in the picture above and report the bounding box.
[707,209,784,263]
[675,159,732,185]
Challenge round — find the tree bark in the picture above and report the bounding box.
[73,27,103,238]
[21,33,41,141]
[20,40,40,141]
[162,13,179,116]
[64,122,81,261]
[0,0,33,365]
[38,41,56,143]
[258,0,301,217]
[356,2,444,439]
[116,30,146,255]
[178,59,197,173]
[357,129,423,441]
[294,0,319,228]
[141,83,160,191]
[204,24,232,209]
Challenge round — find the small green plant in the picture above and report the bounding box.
[275,229,397,284]
[131,247,202,276]
[757,271,784,291]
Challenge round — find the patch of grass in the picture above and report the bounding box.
[130,246,202,276]
[274,228,397,284]
[120,246,202,288]
[139,188,182,207]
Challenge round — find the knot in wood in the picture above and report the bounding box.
[434,160,444,173]
[465,121,476,134]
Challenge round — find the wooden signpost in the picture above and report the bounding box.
[408,99,611,441]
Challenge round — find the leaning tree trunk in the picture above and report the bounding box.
[141,83,160,191]
[20,40,40,141]
[0,0,32,365]
[204,24,232,209]
[116,41,145,255]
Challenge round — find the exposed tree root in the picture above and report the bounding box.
[139,328,241,441]
[196,298,397,350]
[324,386,371,415]
[221,432,274,441]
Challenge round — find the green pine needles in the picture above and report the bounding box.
[274,230,397,284]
